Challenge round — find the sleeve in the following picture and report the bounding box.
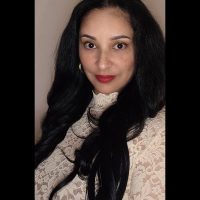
[129,129,165,200]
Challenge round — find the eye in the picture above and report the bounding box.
[113,43,127,50]
[84,42,96,49]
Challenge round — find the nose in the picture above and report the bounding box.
[96,49,111,70]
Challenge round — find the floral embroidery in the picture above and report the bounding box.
[35,93,165,200]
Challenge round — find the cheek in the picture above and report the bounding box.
[79,48,85,63]
[127,61,135,77]
[118,56,135,81]
[118,53,134,70]
[79,50,94,69]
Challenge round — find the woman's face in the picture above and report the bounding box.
[79,7,135,94]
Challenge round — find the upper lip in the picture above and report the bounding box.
[95,75,115,82]
[96,75,115,77]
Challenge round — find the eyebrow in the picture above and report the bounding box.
[111,35,131,40]
[80,34,96,40]
[80,34,131,40]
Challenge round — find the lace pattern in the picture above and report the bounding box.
[35,92,165,200]
[127,108,165,200]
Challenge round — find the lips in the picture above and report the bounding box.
[95,75,115,83]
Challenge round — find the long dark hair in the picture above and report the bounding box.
[35,0,165,199]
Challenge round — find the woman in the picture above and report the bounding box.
[35,0,165,199]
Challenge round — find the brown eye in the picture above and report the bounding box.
[113,43,127,50]
[84,42,96,49]
[117,43,123,49]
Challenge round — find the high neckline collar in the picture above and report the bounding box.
[91,91,118,107]
[66,91,119,140]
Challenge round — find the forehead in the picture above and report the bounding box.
[80,7,133,36]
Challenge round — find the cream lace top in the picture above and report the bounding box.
[35,92,165,200]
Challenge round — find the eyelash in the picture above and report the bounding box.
[113,43,127,50]
[84,42,96,49]
[83,42,128,50]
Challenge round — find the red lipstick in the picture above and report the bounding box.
[95,75,115,83]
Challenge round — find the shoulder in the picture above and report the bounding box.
[143,106,165,139]
[127,107,165,199]
[146,106,165,128]
[128,107,165,160]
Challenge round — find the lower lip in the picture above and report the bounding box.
[95,75,115,83]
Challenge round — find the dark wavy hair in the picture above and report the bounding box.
[35,0,165,199]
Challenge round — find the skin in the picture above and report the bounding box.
[79,7,135,94]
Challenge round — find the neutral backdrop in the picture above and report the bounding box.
[35,0,165,143]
